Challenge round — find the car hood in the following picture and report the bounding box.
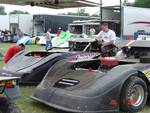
[3,51,63,72]
[40,60,105,92]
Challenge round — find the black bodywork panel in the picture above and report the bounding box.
[31,40,150,112]
[32,59,150,113]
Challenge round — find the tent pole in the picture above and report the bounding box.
[100,0,102,24]
[120,0,122,38]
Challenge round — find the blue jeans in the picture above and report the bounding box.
[45,41,52,50]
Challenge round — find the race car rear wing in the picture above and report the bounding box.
[115,40,150,57]
[115,40,150,48]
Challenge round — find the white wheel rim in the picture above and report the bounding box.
[128,84,145,107]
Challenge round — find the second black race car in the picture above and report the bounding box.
[32,40,150,113]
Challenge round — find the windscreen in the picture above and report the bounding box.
[69,25,83,34]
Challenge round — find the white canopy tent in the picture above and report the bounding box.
[1,0,99,9]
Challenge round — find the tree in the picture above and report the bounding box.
[9,10,29,14]
[91,11,100,17]
[92,14,99,17]
[132,0,150,8]
[123,0,133,6]
[64,8,90,16]
[0,6,7,15]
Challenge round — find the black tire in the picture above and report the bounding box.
[120,76,148,112]
[0,97,20,113]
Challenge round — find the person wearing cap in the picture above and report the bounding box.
[4,43,25,63]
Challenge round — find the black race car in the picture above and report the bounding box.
[0,76,20,113]
[32,40,150,113]
[1,38,114,84]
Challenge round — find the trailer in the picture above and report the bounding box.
[33,15,98,36]
[100,6,150,39]
[9,14,33,35]
[68,20,100,36]
[68,19,120,36]
[0,15,9,31]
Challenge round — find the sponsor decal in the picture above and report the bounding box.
[68,53,99,61]
[109,99,118,106]
[130,21,150,25]
[130,21,150,27]
[143,69,150,80]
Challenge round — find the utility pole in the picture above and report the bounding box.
[120,0,122,38]
[78,8,80,16]
[100,0,102,22]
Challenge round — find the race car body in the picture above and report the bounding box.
[0,38,102,84]
[0,76,20,113]
[32,40,150,113]
[0,76,20,99]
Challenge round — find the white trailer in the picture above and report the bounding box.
[68,20,100,36]
[0,15,9,30]
[101,6,150,39]
[122,6,150,39]
[9,14,33,35]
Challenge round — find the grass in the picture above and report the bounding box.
[0,43,150,113]
[16,86,65,113]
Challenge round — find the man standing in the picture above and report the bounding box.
[45,28,52,51]
[4,43,25,63]
[56,27,62,36]
[96,23,117,55]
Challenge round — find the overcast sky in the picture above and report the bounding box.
[1,0,135,15]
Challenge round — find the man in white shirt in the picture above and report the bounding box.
[96,23,117,55]
[96,23,116,47]
[45,28,52,51]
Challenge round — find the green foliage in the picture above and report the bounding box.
[92,14,99,17]
[132,0,150,8]
[9,10,29,14]
[66,8,90,16]
[0,6,7,15]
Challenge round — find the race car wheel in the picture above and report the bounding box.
[0,97,20,113]
[120,76,148,112]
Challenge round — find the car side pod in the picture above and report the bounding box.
[140,56,150,63]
